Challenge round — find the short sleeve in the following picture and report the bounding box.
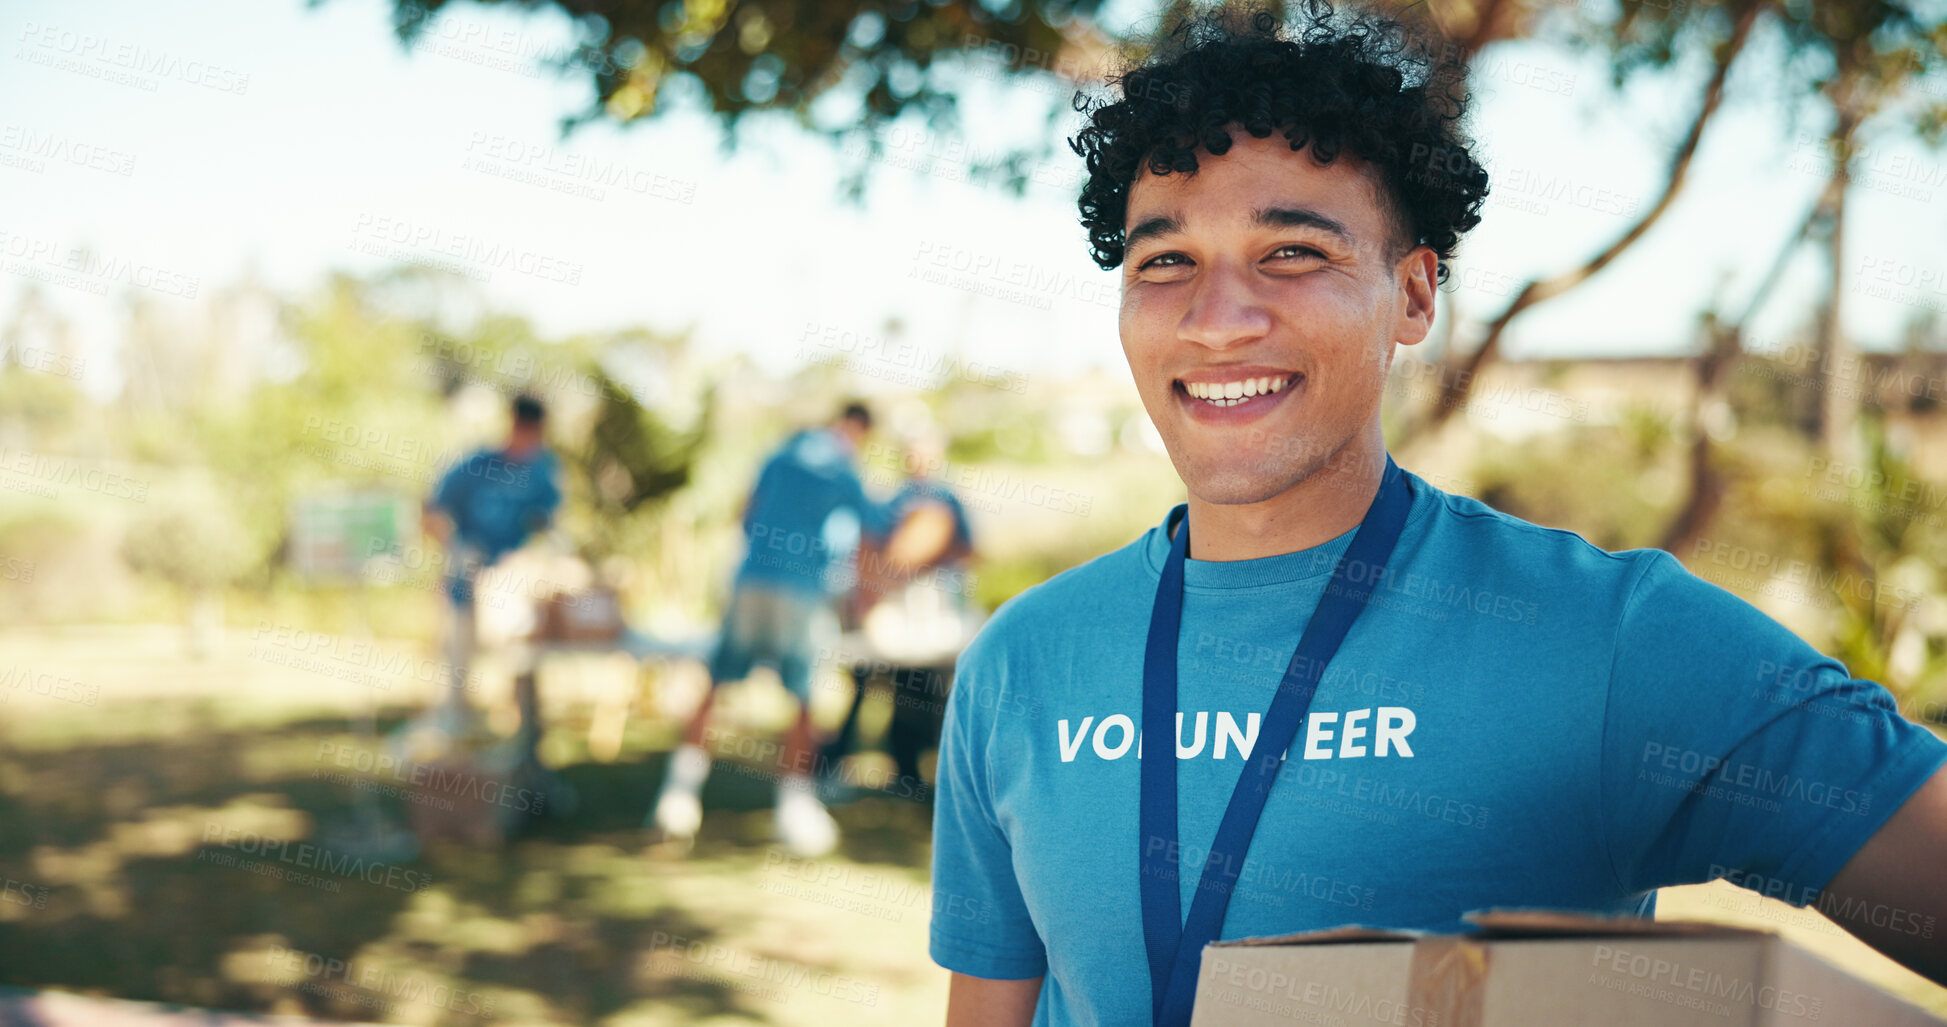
[1600,549,1947,905]
[533,452,564,518]
[531,453,564,523]
[430,458,470,519]
[929,642,1047,980]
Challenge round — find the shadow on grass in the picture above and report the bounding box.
[0,702,933,1024]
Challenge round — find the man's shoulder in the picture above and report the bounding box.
[1411,473,1659,587]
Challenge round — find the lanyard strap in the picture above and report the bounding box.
[1140,457,1414,1027]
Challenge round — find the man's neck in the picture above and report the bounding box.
[1182,434,1388,562]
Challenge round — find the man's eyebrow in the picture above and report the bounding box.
[1252,205,1354,243]
[1124,206,1356,254]
[1124,213,1181,251]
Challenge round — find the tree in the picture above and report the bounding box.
[376,0,1114,192]
[1404,0,1947,440]
[121,490,274,657]
[560,368,712,563]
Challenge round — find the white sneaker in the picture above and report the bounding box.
[776,780,840,858]
[649,744,712,841]
[653,787,702,839]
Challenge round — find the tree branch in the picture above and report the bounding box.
[1409,0,1764,438]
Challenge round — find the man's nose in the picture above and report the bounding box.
[1177,260,1272,350]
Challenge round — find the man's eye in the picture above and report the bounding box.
[1136,252,1189,271]
[1271,245,1324,261]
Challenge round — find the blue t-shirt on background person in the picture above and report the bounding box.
[888,477,974,555]
[737,428,889,598]
[430,447,563,600]
[928,468,1947,1026]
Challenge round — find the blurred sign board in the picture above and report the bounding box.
[290,491,417,580]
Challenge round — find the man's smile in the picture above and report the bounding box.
[1172,367,1303,422]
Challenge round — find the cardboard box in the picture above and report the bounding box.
[1191,909,1945,1027]
[532,587,624,642]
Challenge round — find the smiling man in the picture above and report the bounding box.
[927,5,1947,1026]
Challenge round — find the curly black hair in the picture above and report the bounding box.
[1069,0,1489,283]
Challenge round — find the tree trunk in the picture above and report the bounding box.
[1405,0,1762,441]
[1657,185,1837,554]
[1814,98,1861,463]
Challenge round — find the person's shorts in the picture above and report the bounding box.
[707,584,837,704]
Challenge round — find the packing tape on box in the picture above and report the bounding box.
[1406,936,1488,1027]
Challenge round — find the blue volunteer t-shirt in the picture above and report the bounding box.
[431,446,563,566]
[929,468,1947,1026]
[737,428,888,597]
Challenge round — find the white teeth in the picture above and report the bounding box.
[1181,374,1293,406]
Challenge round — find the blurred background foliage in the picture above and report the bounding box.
[2,256,1944,711]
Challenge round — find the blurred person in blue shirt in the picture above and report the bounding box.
[651,402,888,857]
[422,393,563,719]
[882,431,974,579]
[824,430,979,791]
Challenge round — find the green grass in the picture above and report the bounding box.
[0,627,945,1025]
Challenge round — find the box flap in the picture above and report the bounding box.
[1209,924,1425,948]
[1462,908,1772,940]
[1212,910,1768,951]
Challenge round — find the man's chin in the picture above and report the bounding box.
[1181,466,1300,507]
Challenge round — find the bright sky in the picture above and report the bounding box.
[4,0,1945,400]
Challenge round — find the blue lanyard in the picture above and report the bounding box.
[1140,457,1414,1027]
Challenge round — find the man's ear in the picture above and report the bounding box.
[1393,246,1438,347]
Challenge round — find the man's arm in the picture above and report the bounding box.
[528,452,564,533]
[426,458,468,547]
[1819,765,1947,986]
[421,503,454,547]
[884,500,958,574]
[946,972,1041,1027]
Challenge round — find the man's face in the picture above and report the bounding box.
[836,417,870,451]
[1118,129,1437,506]
[507,421,544,458]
